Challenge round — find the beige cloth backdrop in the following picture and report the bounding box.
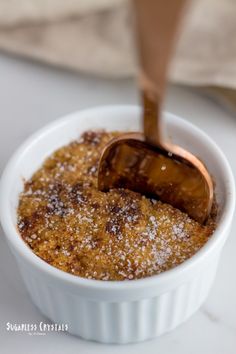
[0,0,236,109]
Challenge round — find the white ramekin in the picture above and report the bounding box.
[0,106,235,344]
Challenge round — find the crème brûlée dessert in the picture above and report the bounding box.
[17,130,216,281]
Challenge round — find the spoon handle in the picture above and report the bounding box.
[134,0,186,146]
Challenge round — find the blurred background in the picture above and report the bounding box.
[0,0,235,110]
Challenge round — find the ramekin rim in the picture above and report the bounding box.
[0,105,235,291]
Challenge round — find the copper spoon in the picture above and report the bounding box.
[98,0,213,224]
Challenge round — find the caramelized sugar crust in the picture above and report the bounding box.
[17,131,215,281]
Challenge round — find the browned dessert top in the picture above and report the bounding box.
[17,131,215,281]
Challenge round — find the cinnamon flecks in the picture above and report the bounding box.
[17,130,216,281]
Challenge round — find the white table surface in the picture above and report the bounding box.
[0,53,235,354]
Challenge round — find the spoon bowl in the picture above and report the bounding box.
[98,130,213,224]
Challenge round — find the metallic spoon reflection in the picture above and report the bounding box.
[97,128,213,224]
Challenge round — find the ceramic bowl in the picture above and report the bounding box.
[0,106,235,343]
